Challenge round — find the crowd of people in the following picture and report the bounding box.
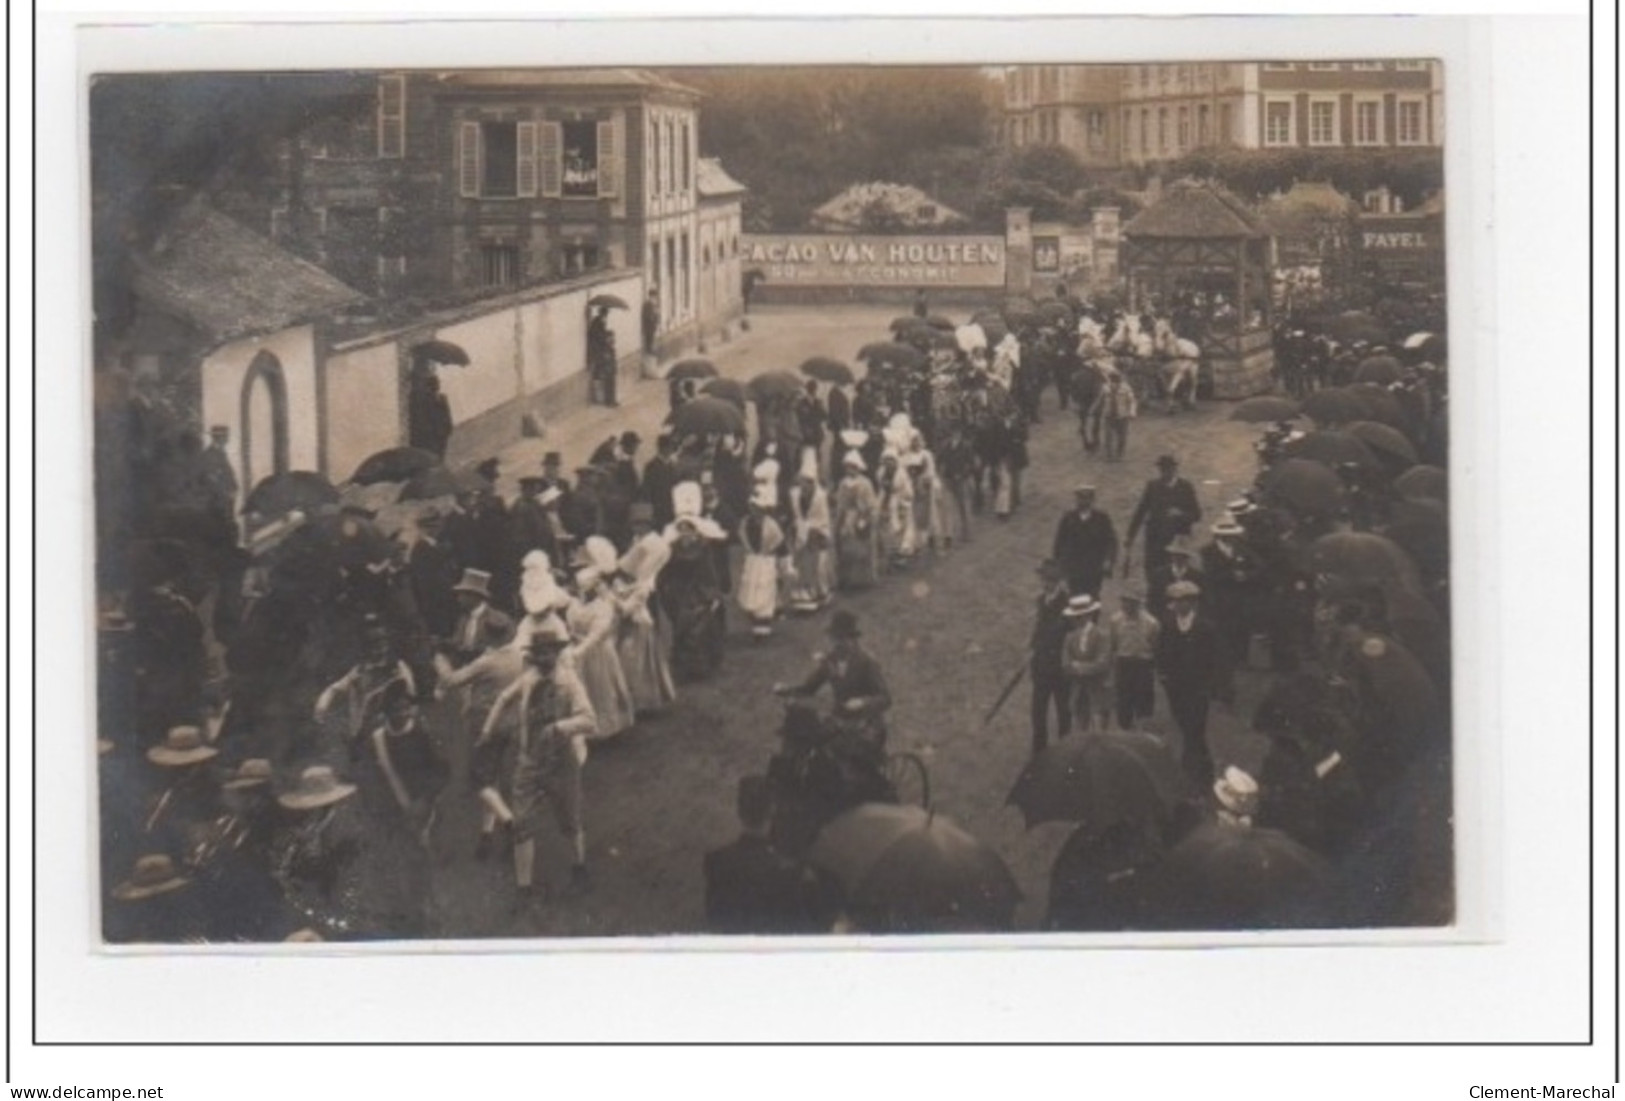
[95,281,1452,940]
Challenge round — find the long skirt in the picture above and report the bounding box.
[836,525,880,590]
[791,539,835,610]
[737,552,779,623]
[618,614,677,713]
[574,639,636,740]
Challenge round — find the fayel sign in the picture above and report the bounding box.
[741,234,1007,287]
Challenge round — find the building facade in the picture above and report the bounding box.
[249,69,741,354]
[1004,61,1443,167]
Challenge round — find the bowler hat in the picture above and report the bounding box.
[1155,454,1179,468]
[543,452,563,467]
[453,568,493,599]
[827,609,861,639]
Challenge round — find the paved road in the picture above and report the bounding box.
[421,305,1279,939]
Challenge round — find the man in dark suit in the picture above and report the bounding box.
[407,506,462,642]
[640,434,680,530]
[703,775,821,934]
[1051,484,1118,601]
[1154,580,1220,789]
[508,476,556,566]
[589,431,643,502]
[1124,454,1201,593]
[1029,558,1074,755]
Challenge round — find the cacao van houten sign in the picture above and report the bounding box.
[741,234,1007,287]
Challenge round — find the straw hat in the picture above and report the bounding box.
[276,766,358,812]
[147,726,219,768]
[111,853,191,902]
[841,452,867,472]
[839,429,869,449]
[1063,594,1100,618]
[222,758,274,791]
[1211,512,1245,537]
[1214,766,1260,819]
[1166,579,1201,601]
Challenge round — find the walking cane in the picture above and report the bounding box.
[982,650,1031,726]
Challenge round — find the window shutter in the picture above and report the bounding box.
[597,119,620,198]
[516,121,540,197]
[459,121,481,197]
[378,76,405,158]
[540,121,563,197]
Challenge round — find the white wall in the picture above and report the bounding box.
[324,342,401,483]
[199,324,320,501]
[435,310,525,425]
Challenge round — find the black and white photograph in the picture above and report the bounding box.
[85,52,1468,947]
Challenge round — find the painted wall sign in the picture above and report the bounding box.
[740,234,1006,287]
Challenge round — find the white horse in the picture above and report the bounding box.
[1151,318,1201,413]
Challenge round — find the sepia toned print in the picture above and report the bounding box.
[90,60,1450,943]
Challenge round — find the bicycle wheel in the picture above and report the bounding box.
[883,752,931,808]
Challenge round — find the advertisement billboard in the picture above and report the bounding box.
[740,234,1007,288]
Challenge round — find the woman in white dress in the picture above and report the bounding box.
[614,504,677,713]
[879,450,916,567]
[906,435,951,551]
[788,451,835,612]
[736,485,785,639]
[565,568,636,740]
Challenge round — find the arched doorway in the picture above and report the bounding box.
[239,350,290,490]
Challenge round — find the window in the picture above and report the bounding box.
[560,243,599,276]
[1176,106,1190,149]
[481,244,518,287]
[1396,96,1426,144]
[459,119,540,199]
[1263,62,1295,70]
[1138,65,1149,87]
[1307,97,1339,145]
[1395,61,1428,70]
[1307,62,1340,71]
[1264,98,1294,146]
[1197,103,1210,145]
[377,75,405,158]
[1353,96,1383,145]
[1352,61,1385,71]
[1122,109,1133,152]
[681,119,692,192]
[1140,109,1150,154]
[662,120,674,195]
[1157,107,1168,152]
[1219,102,1233,142]
[560,119,599,197]
[1087,109,1106,151]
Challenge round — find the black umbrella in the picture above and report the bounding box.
[1346,421,1419,467]
[1353,355,1403,385]
[243,471,340,519]
[398,465,484,502]
[800,357,856,386]
[1346,383,1408,430]
[588,293,630,310]
[1394,464,1448,503]
[808,804,1021,933]
[1154,822,1333,930]
[1282,430,1382,474]
[925,314,958,332]
[411,339,470,367]
[1300,388,1367,427]
[668,358,719,382]
[671,395,746,436]
[349,447,443,486]
[747,370,804,404]
[699,377,747,408]
[857,342,927,370]
[1230,397,1302,423]
[1259,459,1345,515]
[1006,731,1185,836]
[1310,531,1422,593]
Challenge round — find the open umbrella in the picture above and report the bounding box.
[411,339,470,367]
[306,509,396,569]
[1300,388,1367,427]
[671,395,746,437]
[668,357,719,382]
[857,342,927,370]
[889,316,923,334]
[1327,310,1387,345]
[747,370,804,404]
[808,804,1021,933]
[587,293,629,310]
[1282,430,1382,473]
[1353,355,1403,385]
[1006,731,1186,836]
[1394,464,1448,503]
[699,377,747,408]
[1153,822,1333,930]
[243,471,340,520]
[800,356,856,386]
[1259,459,1344,515]
[398,465,485,503]
[1037,300,1074,325]
[349,447,443,487]
[925,314,958,332]
[1345,383,1407,430]
[1310,531,1421,592]
[1346,421,1419,467]
[1382,498,1449,582]
[1230,396,1302,423]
